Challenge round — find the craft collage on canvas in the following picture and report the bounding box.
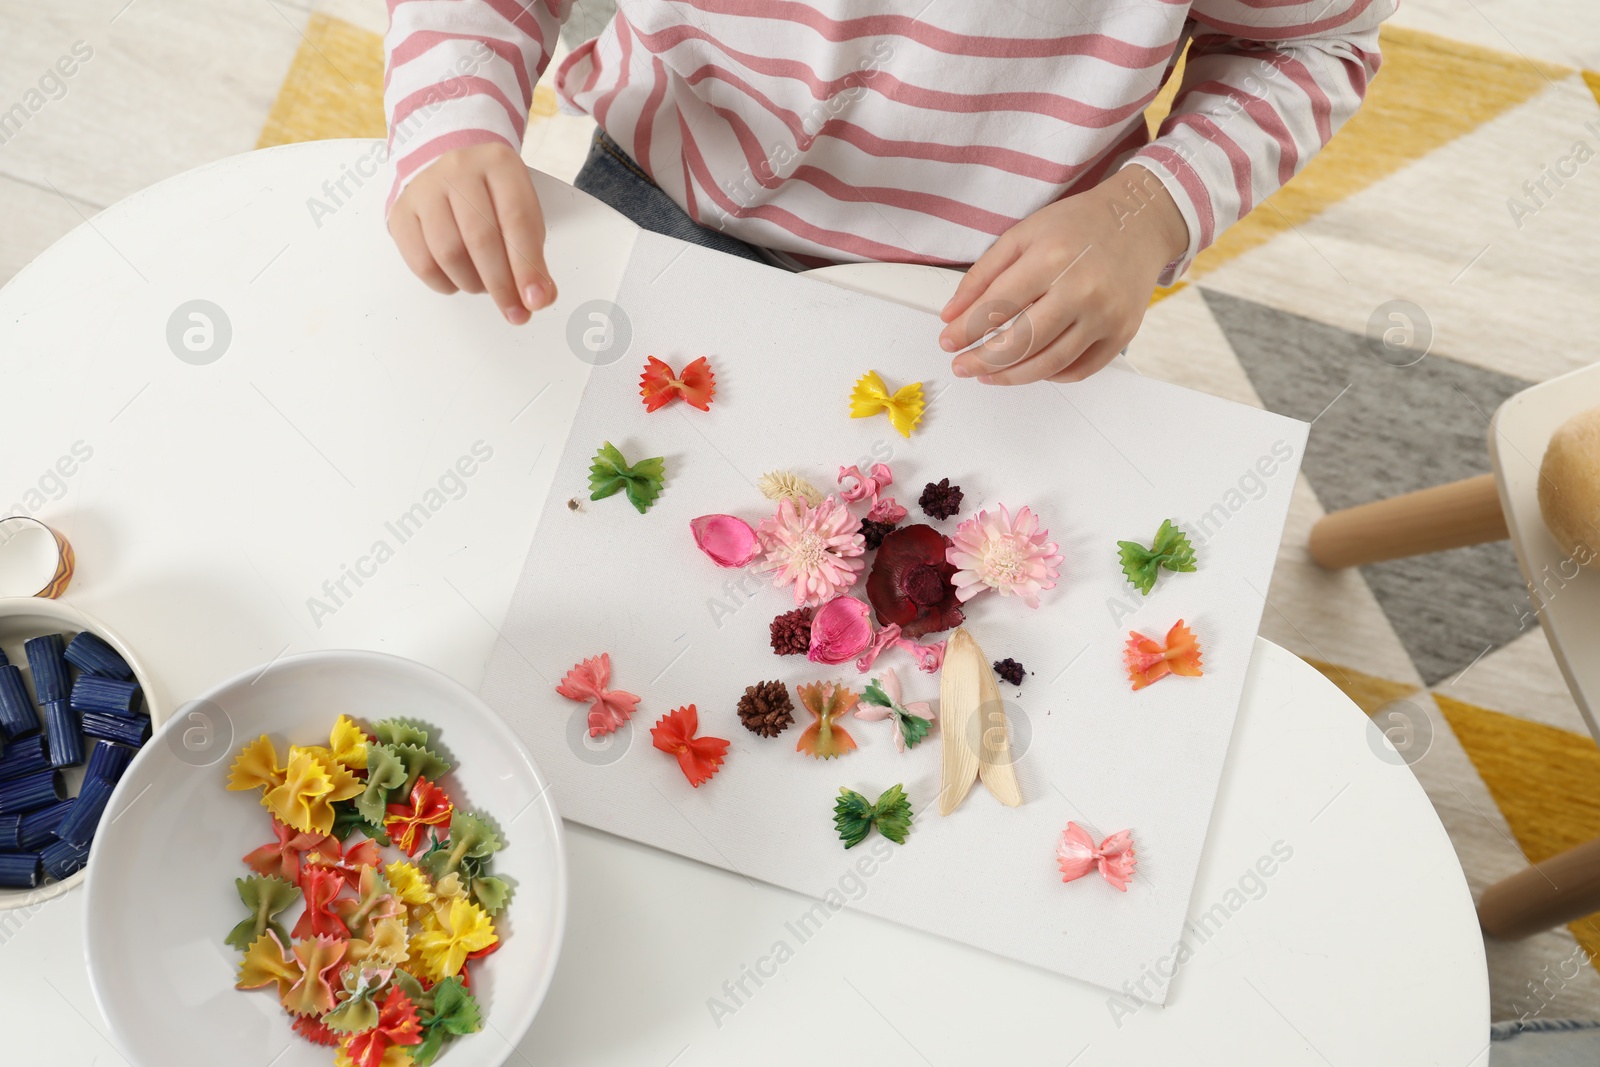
[564,352,1202,874]
[479,231,1307,1003]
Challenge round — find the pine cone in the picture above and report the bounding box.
[738,680,795,737]
[859,518,898,550]
[919,478,964,520]
[769,607,815,656]
[993,658,1026,686]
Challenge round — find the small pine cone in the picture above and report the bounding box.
[993,658,1026,686]
[738,680,795,738]
[919,478,964,520]
[770,607,815,656]
[859,518,898,550]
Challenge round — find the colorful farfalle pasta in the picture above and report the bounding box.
[1124,620,1204,690]
[848,370,925,438]
[639,355,716,412]
[649,706,729,786]
[226,715,507,1066]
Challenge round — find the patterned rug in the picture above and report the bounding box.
[252,1,1600,1024]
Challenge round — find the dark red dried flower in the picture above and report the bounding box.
[865,524,964,639]
[919,479,964,521]
[769,607,815,656]
[993,658,1026,686]
[859,518,898,550]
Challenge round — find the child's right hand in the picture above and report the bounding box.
[388,142,557,324]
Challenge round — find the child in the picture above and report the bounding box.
[384,1,1391,385]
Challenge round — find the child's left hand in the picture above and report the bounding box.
[938,164,1189,385]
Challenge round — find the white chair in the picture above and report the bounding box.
[1310,360,1600,939]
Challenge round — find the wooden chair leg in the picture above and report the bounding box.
[1478,835,1600,940]
[1309,473,1509,569]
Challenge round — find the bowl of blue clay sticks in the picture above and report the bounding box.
[0,597,164,906]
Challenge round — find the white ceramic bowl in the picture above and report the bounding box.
[84,650,567,1067]
[0,595,165,908]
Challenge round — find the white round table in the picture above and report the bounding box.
[0,140,1487,1066]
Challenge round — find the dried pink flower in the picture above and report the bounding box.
[756,495,866,607]
[946,505,1063,608]
[807,596,874,665]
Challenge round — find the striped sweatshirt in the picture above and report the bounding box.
[384,0,1392,280]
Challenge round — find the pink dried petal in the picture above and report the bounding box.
[895,637,946,673]
[838,465,871,504]
[690,514,760,568]
[808,596,874,665]
[866,497,908,524]
[854,622,903,673]
[838,463,893,506]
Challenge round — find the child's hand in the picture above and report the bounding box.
[388,142,557,324]
[938,164,1188,385]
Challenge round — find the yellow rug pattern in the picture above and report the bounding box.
[1305,657,1420,715]
[1149,26,1575,302]
[257,13,561,150]
[1435,695,1600,970]
[257,14,387,149]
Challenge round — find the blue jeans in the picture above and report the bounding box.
[573,129,768,265]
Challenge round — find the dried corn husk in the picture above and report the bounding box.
[938,628,1022,814]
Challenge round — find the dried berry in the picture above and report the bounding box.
[738,680,795,738]
[859,518,898,550]
[769,607,815,656]
[993,658,1026,686]
[919,479,964,521]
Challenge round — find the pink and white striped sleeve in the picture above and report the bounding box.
[1128,0,1394,283]
[383,0,573,211]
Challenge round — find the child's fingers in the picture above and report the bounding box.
[486,164,556,311]
[446,178,526,324]
[950,272,1076,377]
[940,264,1049,357]
[388,207,456,294]
[1047,336,1122,384]
[418,197,486,295]
[974,321,1092,386]
[940,235,1020,328]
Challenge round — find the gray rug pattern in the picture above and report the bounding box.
[1202,288,1536,686]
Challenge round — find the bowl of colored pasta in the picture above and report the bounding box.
[83,650,566,1067]
[0,596,165,908]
